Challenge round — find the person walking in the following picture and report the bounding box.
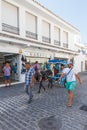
[3,62,11,87]
[25,62,35,103]
[60,61,82,107]
[34,61,40,82]
[33,61,39,72]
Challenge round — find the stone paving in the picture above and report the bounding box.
[0,72,87,130]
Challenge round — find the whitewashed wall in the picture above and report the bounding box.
[74,53,85,72]
[0,0,81,50]
[68,32,75,50]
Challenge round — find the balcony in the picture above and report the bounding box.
[42,36,51,43]
[63,43,68,48]
[54,40,61,46]
[2,23,19,34]
[26,31,37,40]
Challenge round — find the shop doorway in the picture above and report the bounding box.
[0,53,19,84]
[26,57,49,70]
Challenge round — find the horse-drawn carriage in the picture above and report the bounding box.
[48,59,67,87]
[35,59,67,93]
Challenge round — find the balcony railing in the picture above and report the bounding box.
[42,36,51,43]
[54,40,61,46]
[26,31,37,40]
[2,23,19,34]
[63,43,68,48]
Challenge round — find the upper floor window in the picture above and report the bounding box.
[54,27,60,46]
[2,1,19,34]
[26,12,37,40]
[42,20,51,43]
[63,31,68,48]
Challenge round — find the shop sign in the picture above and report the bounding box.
[23,52,30,56]
[23,51,52,58]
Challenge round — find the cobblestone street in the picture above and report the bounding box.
[0,72,87,130]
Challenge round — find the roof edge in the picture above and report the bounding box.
[32,0,80,32]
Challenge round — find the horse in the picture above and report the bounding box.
[35,70,53,93]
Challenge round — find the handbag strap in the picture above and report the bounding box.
[59,68,72,81]
[66,68,72,76]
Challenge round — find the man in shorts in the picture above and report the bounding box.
[3,62,11,87]
[61,61,82,107]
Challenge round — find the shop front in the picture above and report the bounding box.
[22,48,53,70]
[0,53,20,84]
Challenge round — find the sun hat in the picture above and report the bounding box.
[67,61,73,65]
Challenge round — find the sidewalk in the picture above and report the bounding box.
[0,72,87,130]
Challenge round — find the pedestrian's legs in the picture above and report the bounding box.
[68,90,74,106]
[25,85,29,95]
[5,80,7,87]
[29,86,33,99]
[8,80,11,86]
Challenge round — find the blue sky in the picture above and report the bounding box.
[36,0,87,43]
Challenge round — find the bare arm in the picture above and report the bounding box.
[75,74,82,84]
[30,76,35,88]
[59,72,65,81]
[32,75,35,84]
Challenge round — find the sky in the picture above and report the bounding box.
[36,0,87,43]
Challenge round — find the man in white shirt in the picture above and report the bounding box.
[61,61,82,107]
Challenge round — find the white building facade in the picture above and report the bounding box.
[0,0,86,83]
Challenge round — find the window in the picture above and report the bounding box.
[63,31,68,48]
[42,21,50,43]
[2,1,19,34]
[54,27,60,46]
[26,12,37,39]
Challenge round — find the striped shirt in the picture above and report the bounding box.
[25,68,35,86]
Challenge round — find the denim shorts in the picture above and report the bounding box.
[66,81,76,91]
[4,76,10,80]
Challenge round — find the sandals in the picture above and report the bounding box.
[67,103,72,107]
[68,104,72,107]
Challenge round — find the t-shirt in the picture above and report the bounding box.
[63,67,78,82]
[3,66,11,76]
[34,64,39,71]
